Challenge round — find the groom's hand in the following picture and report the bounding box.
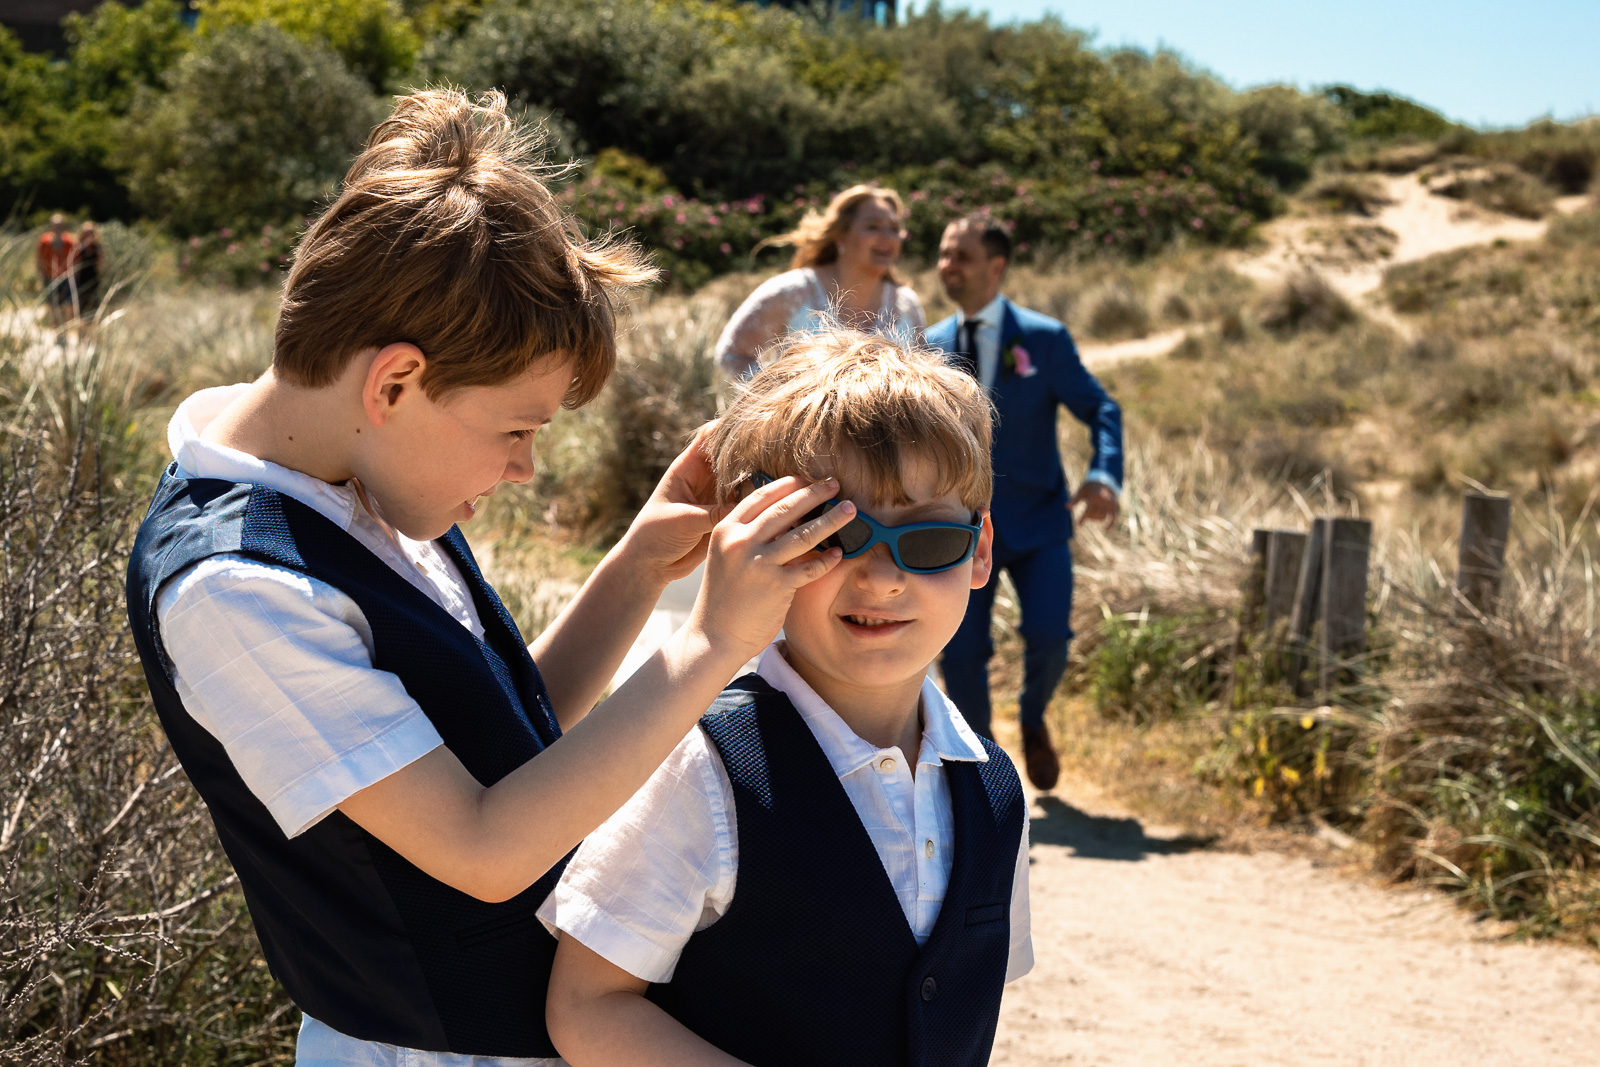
[1071,482,1119,525]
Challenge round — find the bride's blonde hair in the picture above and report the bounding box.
[761,184,907,282]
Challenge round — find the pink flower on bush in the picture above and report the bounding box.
[707,214,720,226]
[663,195,676,207]
[260,235,271,247]
[219,227,233,238]
[226,242,239,254]
[262,224,274,236]
[614,200,625,211]
[676,212,687,223]
[188,236,202,248]
[720,242,732,254]
[1191,217,1204,230]
[911,190,928,201]
[259,261,271,272]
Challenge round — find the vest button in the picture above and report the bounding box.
[921,976,938,1002]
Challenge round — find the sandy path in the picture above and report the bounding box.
[1079,176,1590,366]
[993,769,1600,1066]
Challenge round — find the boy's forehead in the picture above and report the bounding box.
[820,449,949,510]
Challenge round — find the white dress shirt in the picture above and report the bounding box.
[956,292,1008,393]
[154,385,562,1067]
[539,642,1033,986]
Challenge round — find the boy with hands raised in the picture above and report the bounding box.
[126,88,854,1066]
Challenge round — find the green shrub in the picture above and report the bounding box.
[1235,84,1348,189]
[1090,610,1222,724]
[0,3,190,221]
[1322,84,1458,141]
[197,0,422,90]
[117,23,383,235]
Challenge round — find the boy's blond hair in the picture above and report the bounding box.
[706,332,992,510]
[275,89,656,407]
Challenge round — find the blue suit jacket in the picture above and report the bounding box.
[928,297,1123,553]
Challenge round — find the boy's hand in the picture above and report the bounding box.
[691,474,855,661]
[618,427,725,586]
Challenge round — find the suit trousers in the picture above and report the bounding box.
[941,533,1074,738]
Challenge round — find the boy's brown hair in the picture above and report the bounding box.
[705,331,993,510]
[275,89,655,407]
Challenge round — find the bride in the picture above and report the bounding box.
[715,184,925,379]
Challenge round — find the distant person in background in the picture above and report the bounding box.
[928,216,1123,791]
[71,221,104,322]
[36,214,77,329]
[715,184,925,379]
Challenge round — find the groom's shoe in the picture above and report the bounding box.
[1020,724,1060,791]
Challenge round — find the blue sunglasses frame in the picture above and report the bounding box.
[749,472,984,574]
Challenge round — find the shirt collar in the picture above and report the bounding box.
[956,293,1007,330]
[755,643,989,780]
[168,384,358,532]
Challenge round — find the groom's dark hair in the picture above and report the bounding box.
[956,214,1012,263]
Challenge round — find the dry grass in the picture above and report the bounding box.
[1039,427,1600,944]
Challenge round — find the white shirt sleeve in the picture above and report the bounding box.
[1006,809,1034,982]
[155,554,444,839]
[538,727,737,984]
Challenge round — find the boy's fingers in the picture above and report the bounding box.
[660,424,719,506]
[725,474,819,525]
[765,498,856,565]
[786,546,843,584]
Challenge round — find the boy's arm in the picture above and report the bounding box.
[338,476,858,902]
[547,937,750,1067]
[528,435,720,729]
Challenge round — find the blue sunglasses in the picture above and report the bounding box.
[750,472,983,574]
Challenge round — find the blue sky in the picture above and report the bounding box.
[920,1,1599,129]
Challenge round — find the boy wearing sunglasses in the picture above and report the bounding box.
[540,333,1032,1067]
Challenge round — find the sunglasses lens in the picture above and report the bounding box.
[897,528,974,571]
[833,517,873,556]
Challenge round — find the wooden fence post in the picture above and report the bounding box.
[1288,518,1328,697]
[1262,529,1308,633]
[1239,529,1271,636]
[1457,492,1512,615]
[1318,517,1372,700]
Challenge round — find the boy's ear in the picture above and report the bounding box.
[970,508,994,591]
[361,343,428,427]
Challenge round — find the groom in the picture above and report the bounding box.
[928,216,1123,790]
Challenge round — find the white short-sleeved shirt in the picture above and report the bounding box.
[539,642,1033,986]
[155,385,563,1067]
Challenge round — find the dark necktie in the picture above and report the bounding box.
[953,318,982,380]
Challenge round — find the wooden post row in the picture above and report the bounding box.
[1247,520,1372,700]
[1456,492,1512,615]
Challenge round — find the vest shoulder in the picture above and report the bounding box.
[972,737,1026,819]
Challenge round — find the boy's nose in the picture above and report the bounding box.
[502,439,536,484]
[855,542,907,594]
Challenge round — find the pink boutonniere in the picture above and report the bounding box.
[1005,343,1038,378]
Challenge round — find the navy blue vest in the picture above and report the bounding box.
[648,676,1025,1067]
[125,468,569,1057]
